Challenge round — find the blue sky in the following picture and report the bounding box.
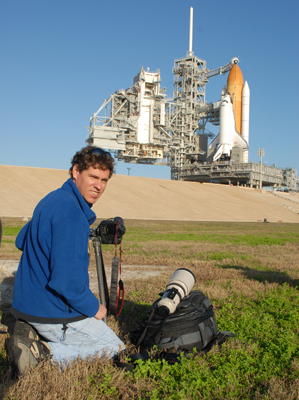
[1,0,298,179]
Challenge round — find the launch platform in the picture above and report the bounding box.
[177,162,297,190]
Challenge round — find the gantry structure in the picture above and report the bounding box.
[85,7,297,190]
[86,50,238,179]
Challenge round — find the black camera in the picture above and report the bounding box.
[91,217,126,244]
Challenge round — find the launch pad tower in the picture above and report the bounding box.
[86,7,239,179]
[86,8,297,190]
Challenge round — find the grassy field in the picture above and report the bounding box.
[0,218,299,399]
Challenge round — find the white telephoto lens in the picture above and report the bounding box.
[157,268,196,317]
[166,268,196,295]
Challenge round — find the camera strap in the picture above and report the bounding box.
[109,225,124,316]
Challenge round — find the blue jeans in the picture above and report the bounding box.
[31,318,124,367]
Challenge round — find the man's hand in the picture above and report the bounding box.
[94,304,107,320]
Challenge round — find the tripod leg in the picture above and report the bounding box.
[93,238,108,323]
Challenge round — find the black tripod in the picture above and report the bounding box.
[90,234,109,323]
[89,218,125,321]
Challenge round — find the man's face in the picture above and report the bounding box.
[72,165,110,204]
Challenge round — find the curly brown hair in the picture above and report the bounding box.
[69,146,115,179]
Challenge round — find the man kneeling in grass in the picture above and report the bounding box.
[7,146,124,375]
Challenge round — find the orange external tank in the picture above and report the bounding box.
[227,64,244,135]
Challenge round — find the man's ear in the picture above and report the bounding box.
[72,164,80,181]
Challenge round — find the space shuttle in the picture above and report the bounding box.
[208,64,250,163]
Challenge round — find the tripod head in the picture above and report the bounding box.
[90,217,126,244]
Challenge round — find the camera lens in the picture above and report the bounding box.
[157,305,170,318]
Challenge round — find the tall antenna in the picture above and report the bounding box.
[187,7,194,56]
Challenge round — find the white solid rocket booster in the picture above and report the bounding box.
[241,81,250,163]
[241,81,250,144]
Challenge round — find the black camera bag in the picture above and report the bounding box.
[131,290,220,353]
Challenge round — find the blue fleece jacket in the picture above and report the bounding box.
[11,178,100,324]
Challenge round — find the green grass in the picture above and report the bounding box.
[125,284,299,399]
[2,227,22,236]
[217,285,299,374]
[206,252,236,261]
[124,232,297,246]
[1,239,15,244]
[1,219,299,399]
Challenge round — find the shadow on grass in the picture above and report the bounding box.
[0,272,17,337]
[219,264,299,288]
[117,300,150,337]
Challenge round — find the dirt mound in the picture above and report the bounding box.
[0,165,298,222]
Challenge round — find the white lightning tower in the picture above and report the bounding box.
[188,7,194,56]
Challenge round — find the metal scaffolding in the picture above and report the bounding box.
[86,54,238,179]
[177,162,298,191]
[85,7,297,190]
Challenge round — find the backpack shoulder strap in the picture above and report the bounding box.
[136,307,158,347]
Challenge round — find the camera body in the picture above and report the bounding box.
[93,217,126,244]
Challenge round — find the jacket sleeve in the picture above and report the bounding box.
[47,217,99,318]
[15,222,31,251]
